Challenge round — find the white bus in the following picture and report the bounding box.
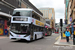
[10,8,45,41]
[45,23,52,36]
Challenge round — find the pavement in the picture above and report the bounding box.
[54,36,75,46]
[0,36,8,39]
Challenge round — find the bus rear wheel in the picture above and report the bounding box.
[30,35,33,41]
[35,35,37,40]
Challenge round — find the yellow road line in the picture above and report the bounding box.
[55,35,61,40]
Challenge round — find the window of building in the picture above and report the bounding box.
[46,12,47,18]
[51,14,53,20]
[18,0,21,7]
[49,9,52,13]
[47,12,48,17]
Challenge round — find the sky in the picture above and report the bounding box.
[29,0,65,23]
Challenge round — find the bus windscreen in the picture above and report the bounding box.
[13,10,31,17]
[11,23,29,33]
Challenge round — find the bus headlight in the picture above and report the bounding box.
[10,33,13,36]
[24,34,29,37]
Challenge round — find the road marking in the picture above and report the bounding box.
[46,39,51,40]
[55,35,61,40]
[57,47,59,50]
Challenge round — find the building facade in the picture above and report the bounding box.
[67,0,71,24]
[0,0,43,36]
[64,0,70,24]
[39,8,55,28]
[70,0,75,22]
[65,0,75,24]
[0,0,18,36]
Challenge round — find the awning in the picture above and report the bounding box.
[0,12,12,18]
[66,23,72,28]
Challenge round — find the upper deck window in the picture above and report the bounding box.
[13,10,32,17]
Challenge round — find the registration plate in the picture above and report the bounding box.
[17,35,21,37]
[16,38,20,40]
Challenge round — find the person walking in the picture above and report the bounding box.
[69,29,72,39]
[72,29,75,44]
[65,29,71,42]
[7,26,10,37]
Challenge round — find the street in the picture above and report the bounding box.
[0,33,74,50]
[0,33,60,50]
[0,0,75,50]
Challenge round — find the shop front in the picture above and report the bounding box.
[0,13,11,36]
[0,19,4,35]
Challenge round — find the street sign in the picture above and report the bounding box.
[70,17,72,22]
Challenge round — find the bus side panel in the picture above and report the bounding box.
[34,32,43,39]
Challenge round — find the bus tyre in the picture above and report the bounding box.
[35,35,37,40]
[30,38,32,41]
[30,35,33,41]
[49,33,50,36]
[50,32,51,36]
[42,36,44,38]
[50,33,51,36]
[42,34,44,38]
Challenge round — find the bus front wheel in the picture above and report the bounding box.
[35,35,37,40]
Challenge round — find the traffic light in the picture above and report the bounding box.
[60,19,63,27]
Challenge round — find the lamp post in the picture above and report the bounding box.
[72,19,75,45]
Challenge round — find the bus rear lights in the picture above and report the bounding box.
[45,33,47,36]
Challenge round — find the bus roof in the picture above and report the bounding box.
[45,23,50,27]
[14,8,45,20]
[14,8,33,11]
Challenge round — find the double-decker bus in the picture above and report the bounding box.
[45,23,52,36]
[10,8,45,41]
[55,28,59,33]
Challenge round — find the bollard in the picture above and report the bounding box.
[73,33,75,45]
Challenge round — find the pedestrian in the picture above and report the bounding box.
[65,29,71,42]
[69,29,71,39]
[7,26,10,37]
[73,29,75,44]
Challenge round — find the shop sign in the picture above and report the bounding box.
[70,17,72,22]
[36,20,44,26]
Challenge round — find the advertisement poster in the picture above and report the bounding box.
[0,19,4,35]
